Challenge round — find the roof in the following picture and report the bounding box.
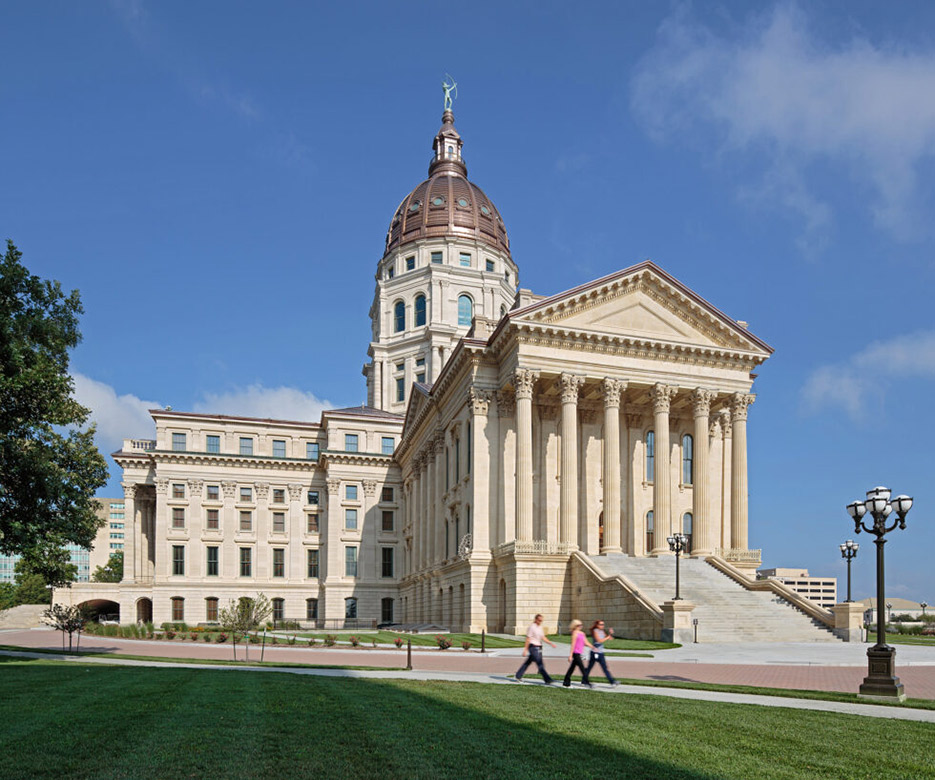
[149,409,321,428]
[324,405,404,421]
[856,597,926,609]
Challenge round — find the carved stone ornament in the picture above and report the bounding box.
[718,409,732,437]
[363,479,378,496]
[497,389,516,418]
[221,481,237,499]
[692,388,715,418]
[154,479,169,495]
[651,383,678,415]
[287,483,304,502]
[433,433,446,455]
[513,368,539,401]
[187,478,204,495]
[254,482,269,500]
[559,373,584,405]
[469,386,492,416]
[326,478,341,495]
[730,392,755,422]
[122,483,137,500]
[601,378,625,408]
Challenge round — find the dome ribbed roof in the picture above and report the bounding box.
[384,110,510,256]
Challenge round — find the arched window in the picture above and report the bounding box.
[458,294,473,326]
[394,301,405,333]
[415,294,426,327]
[646,511,655,553]
[345,597,358,620]
[645,431,655,482]
[682,512,693,553]
[682,434,694,485]
[500,304,506,318]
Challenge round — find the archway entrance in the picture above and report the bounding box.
[136,598,153,624]
[79,599,120,623]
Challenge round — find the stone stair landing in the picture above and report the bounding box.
[587,554,839,643]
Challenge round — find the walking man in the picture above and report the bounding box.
[515,613,557,684]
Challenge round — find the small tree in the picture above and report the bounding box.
[41,603,86,652]
[218,594,272,661]
[91,551,124,583]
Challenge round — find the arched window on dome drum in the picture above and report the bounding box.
[394,301,405,333]
[415,295,426,327]
[682,434,694,485]
[645,431,655,482]
[646,511,654,554]
[458,294,473,327]
[500,304,506,318]
[682,512,693,554]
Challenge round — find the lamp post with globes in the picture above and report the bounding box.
[667,534,689,601]
[846,486,913,701]
[839,540,858,603]
[921,602,928,617]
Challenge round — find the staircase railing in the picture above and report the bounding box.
[572,552,663,624]
[705,555,834,628]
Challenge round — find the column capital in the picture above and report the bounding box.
[326,478,341,495]
[730,392,755,422]
[363,479,378,496]
[559,373,585,404]
[601,378,626,408]
[155,478,169,495]
[718,408,733,436]
[121,482,137,500]
[469,386,492,416]
[496,389,515,418]
[221,480,237,499]
[254,481,269,500]
[514,368,539,400]
[651,383,677,414]
[691,388,716,418]
[432,432,446,455]
[187,478,204,494]
[287,483,304,502]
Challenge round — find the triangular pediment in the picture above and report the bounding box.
[511,262,771,355]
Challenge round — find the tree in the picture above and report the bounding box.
[14,573,52,605]
[0,582,16,611]
[91,551,124,583]
[0,240,108,586]
[218,594,272,661]
[41,603,86,652]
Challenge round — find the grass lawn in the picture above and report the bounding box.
[866,633,935,646]
[1,659,933,780]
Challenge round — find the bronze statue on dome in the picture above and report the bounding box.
[442,75,458,111]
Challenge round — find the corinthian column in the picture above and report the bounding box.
[601,379,624,553]
[559,373,583,547]
[651,383,677,554]
[730,393,754,551]
[121,483,137,583]
[514,368,538,541]
[691,389,715,556]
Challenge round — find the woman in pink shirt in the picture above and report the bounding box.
[562,619,594,688]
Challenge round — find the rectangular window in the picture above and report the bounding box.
[345,508,358,530]
[382,436,394,455]
[272,488,285,504]
[171,433,186,452]
[172,545,185,576]
[272,439,286,458]
[206,435,220,454]
[416,356,425,367]
[171,597,184,622]
[109,533,124,539]
[273,548,285,578]
[416,372,425,384]
[239,437,253,456]
[171,508,184,529]
[307,549,320,578]
[272,598,284,622]
[504,270,510,283]
[206,484,220,501]
[459,252,471,267]
[206,546,219,576]
[387,265,394,279]
[345,546,358,577]
[172,483,185,499]
[306,598,318,620]
[381,597,394,624]
[382,510,394,532]
[381,486,394,502]
[345,434,359,452]
[431,251,443,264]
[307,442,319,461]
[396,377,405,402]
[405,256,415,271]
[240,487,253,502]
[206,509,219,529]
[307,490,319,505]
[239,547,252,577]
[381,547,394,578]
[273,512,286,533]
[395,361,404,372]
[239,511,252,532]
[345,484,358,501]
[307,513,319,533]
[206,598,218,622]
[486,259,495,272]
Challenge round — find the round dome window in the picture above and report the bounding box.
[409,201,421,212]
[432,196,445,207]
[457,198,469,208]
[480,205,491,216]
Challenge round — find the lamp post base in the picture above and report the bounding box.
[857,646,905,702]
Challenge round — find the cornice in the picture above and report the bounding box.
[146,450,320,473]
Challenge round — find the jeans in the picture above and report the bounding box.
[563,652,591,686]
[516,645,552,683]
[586,650,616,684]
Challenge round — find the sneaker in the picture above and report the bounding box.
[562,683,571,688]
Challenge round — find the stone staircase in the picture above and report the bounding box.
[587,554,839,642]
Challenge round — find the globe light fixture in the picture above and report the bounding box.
[667,534,689,601]
[839,540,858,603]
[847,484,913,702]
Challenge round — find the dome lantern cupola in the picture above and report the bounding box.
[429,109,466,176]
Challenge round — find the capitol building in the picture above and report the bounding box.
[58,101,849,642]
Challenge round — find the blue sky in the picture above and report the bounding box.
[3,1,933,602]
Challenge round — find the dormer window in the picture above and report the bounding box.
[447,145,453,158]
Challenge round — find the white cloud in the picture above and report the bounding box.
[193,384,333,422]
[631,4,935,242]
[802,330,935,419]
[72,372,159,453]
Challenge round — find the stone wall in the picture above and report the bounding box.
[570,555,662,640]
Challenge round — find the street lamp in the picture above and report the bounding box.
[667,534,689,601]
[846,485,913,701]
[921,602,928,617]
[886,602,893,623]
[839,540,859,603]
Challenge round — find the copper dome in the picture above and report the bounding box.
[384,110,510,256]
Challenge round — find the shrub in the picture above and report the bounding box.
[349,635,360,647]
[271,636,278,645]
[435,635,452,650]
[308,637,317,647]
[324,635,337,647]
[202,632,212,642]
[166,630,176,640]
[288,635,297,646]
[372,639,378,648]
[248,634,260,644]
[394,637,404,648]
[216,633,228,643]
[461,640,472,651]
[190,633,199,641]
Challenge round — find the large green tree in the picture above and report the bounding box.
[0,240,108,586]
[91,551,123,583]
